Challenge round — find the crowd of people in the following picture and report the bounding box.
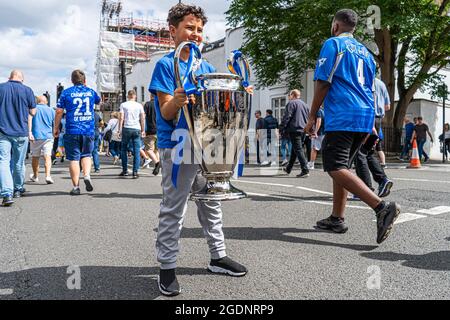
[2,3,445,298]
[0,69,161,203]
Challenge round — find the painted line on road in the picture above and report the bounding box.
[0,289,13,295]
[372,213,427,225]
[417,206,450,215]
[246,192,370,210]
[236,180,333,195]
[392,177,450,184]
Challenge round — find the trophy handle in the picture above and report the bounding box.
[173,41,204,165]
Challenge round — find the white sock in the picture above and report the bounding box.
[84,175,91,180]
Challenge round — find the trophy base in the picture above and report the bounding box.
[190,181,247,202]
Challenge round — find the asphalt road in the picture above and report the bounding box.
[1,156,449,300]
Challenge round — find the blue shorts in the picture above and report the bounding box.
[64,134,94,161]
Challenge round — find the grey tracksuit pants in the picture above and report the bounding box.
[156,148,227,270]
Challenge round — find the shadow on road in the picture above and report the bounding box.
[360,251,450,271]
[180,227,378,252]
[0,266,207,300]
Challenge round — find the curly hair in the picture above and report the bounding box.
[167,3,208,27]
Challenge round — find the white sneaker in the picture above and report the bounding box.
[270,161,278,167]
[308,162,315,170]
[112,156,119,165]
[142,158,152,168]
[29,174,39,182]
[45,176,54,184]
[260,161,269,166]
[281,159,288,166]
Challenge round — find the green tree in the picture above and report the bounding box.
[227,0,450,129]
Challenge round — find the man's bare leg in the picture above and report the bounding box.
[31,157,40,178]
[44,155,52,178]
[81,157,93,192]
[69,161,80,187]
[332,179,348,218]
[329,169,381,211]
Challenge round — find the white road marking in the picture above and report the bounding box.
[392,177,450,184]
[246,192,370,210]
[0,289,13,295]
[394,213,427,224]
[372,213,427,225]
[417,206,450,215]
[236,180,333,195]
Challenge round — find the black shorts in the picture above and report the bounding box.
[322,131,368,172]
[375,139,384,152]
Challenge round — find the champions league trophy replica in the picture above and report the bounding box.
[174,41,252,202]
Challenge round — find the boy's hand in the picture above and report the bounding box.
[304,118,316,136]
[174,87,189,108]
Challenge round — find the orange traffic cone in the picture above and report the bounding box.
[407,139,421,169]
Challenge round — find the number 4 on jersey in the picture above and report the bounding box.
[357,59,365,86]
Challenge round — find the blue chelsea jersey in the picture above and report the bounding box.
[314,34,376,133]
[149,51,216,149]
[57,85,101,136]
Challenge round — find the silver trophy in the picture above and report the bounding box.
[174,41,251,202]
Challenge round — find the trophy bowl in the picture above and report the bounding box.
[188,73,250,201]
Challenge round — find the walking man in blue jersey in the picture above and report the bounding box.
[305,9,400,244]
[54,70,101,195]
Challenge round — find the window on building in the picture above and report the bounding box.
[141,86,145,102]
[271,96,287,121]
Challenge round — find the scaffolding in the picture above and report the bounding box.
[96,0,175,111]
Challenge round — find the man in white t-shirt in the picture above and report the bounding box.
[118,90,145,178]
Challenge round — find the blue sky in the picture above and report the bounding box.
[0,0,231,104]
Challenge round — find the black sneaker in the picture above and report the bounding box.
[152,162,161,176]
[378,178,393,198]
[158,269,180,297]
[207,256,247,277]
[2,196,14,207]
[316,215,349,233]
[296,171,310,178]
[132,172,139,179]
[376,202,401,244]
[70,188,81,196]
[119,171,129,177]
[84,177,94,192]
[282,167,291,175]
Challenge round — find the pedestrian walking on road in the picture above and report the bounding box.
[54,70,101,195]
[0,70,36,206]
[374,77,390,168]
[143,95,161,175]
[104,112,121,165]
[411,116,434,162]
[399,117,415,161]
[280,89,310,178]
[117,90,145,179]
[254,110,264,165]
[29,95,55,185]
[308,107,325,170]
[305,9,400,244]
[261,109,279,166]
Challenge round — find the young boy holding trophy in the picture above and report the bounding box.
[149,3,247,297]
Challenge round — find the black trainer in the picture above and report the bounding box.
[158,269,180,297]
[70,187,81,196]
[282,167,291,175]
[119,171,129,177]
[378,178,393,198]
[2,196,14,207]
[207,256,247,277]
[316,215,349,233]
[376,202,401,244]
[152,162,161,176]
[296,171,310,178]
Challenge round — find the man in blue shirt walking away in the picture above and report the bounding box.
[29,95,55,185]
[54,70,101,196]
[305,9,400,244]
[0,70,36,206]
